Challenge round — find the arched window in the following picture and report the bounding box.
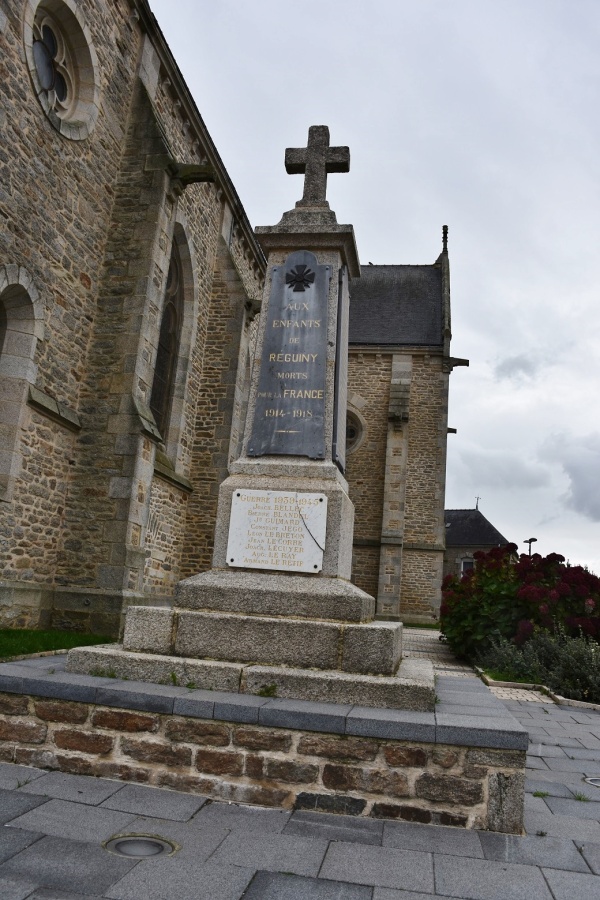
[0,265,44,501]
[150,241,184,438]
[0,300,7,356]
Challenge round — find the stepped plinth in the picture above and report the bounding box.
[67,125,435,711]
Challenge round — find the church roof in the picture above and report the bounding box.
[444,509,509,547]
[349,264,443,346]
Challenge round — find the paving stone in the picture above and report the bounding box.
[191,800,291,833]
[543,758,595,774]
[8,798,137,842]
[0,828,44,865]
[0,788,48,824]
[542,868,600,900]
[20,771,124,805]
[112,817,230,861]
[544,796,600,820]
[15,658,67,672]
[100,783,207,821]
[438,689,502,707]
[258,699,352,734]
[528,743,568,758]
[25,890,106,899]
[0,764,47,790]
[243,871,373,899]
[0,878,38,900]
[382,820,484,857]
[479,832,590,872]
[284,810,383,845]
[562,748,600,762]
[525,794,550,814]
[525,757,551,770]
[436,677,489,693]
[345,707,435,742]
[433,854,554,899]
[436,703,504,717]
[0,835,137,895]
[527,735,584,749]
[579,840,600,875]
[209,831,329,876]
[524,769,588,786]
[105,858,255,900]
[525,778,575,798]
[372,891,456,900]
[319,843,433,892]
[525,811,600,841]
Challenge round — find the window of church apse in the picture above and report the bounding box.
[150,242,184,439]
[24,0,100,140]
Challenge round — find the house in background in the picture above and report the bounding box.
[443,508,509,579]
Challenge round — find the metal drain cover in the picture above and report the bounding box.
[584,777,600,788]
[104,835,176,858]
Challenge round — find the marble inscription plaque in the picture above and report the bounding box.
[248,249,331,459]
[226,489,328,573]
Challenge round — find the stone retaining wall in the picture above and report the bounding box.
[0,692,524,833]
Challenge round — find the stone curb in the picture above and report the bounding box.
[0,649,69,664]
[0,660,529,750]
[475,666,600,712]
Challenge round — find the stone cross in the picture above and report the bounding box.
[285,126,350,205]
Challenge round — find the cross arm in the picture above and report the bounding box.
[285,148,307,174]
[326,146,350,173]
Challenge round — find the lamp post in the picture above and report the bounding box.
[524,537,537,557]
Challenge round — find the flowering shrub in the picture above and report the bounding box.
[479,629,600,703]
[440,545,600,660]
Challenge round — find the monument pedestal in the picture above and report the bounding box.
[67,125,435,711]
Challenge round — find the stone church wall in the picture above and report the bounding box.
[346,353,391,595]
[0,0,263,633]
[346,350,448,622]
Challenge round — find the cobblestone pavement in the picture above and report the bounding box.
[403,627,479,678]
[2,644,600,898]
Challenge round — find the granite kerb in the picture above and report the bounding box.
[0,659,528,749]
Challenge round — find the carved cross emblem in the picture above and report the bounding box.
[285,126,350,206]
[285,264,315,292]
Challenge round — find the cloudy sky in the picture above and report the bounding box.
[149,0,600,575]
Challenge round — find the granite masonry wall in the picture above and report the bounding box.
[347,350,449,622]
[0,692,525,833]
[0,0,263,632]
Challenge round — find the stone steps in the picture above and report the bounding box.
[65,645,435,711]
[175,569,375,623]
[122,606,402,676]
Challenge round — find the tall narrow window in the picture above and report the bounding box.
[0,301,7,356]
[150,242,184,438]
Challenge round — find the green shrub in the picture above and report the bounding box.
[440,545,600,660]
[479,627,600,703]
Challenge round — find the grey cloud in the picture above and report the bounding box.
[494,353,540,381]
[540,433,600,522]
[456,447,551,490]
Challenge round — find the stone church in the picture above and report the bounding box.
[0,0,465,635]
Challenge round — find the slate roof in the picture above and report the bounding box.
[349,264,443,346]
[444,509,509,547]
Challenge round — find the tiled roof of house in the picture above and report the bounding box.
[444,509,509,547]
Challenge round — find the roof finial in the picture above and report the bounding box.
[442,225,448,253]
[475,495,480,510]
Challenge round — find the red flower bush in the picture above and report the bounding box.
[440,545,600,660]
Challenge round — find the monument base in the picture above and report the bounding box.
[66,647,435,711]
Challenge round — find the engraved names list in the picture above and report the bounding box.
[248,249,331,459]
